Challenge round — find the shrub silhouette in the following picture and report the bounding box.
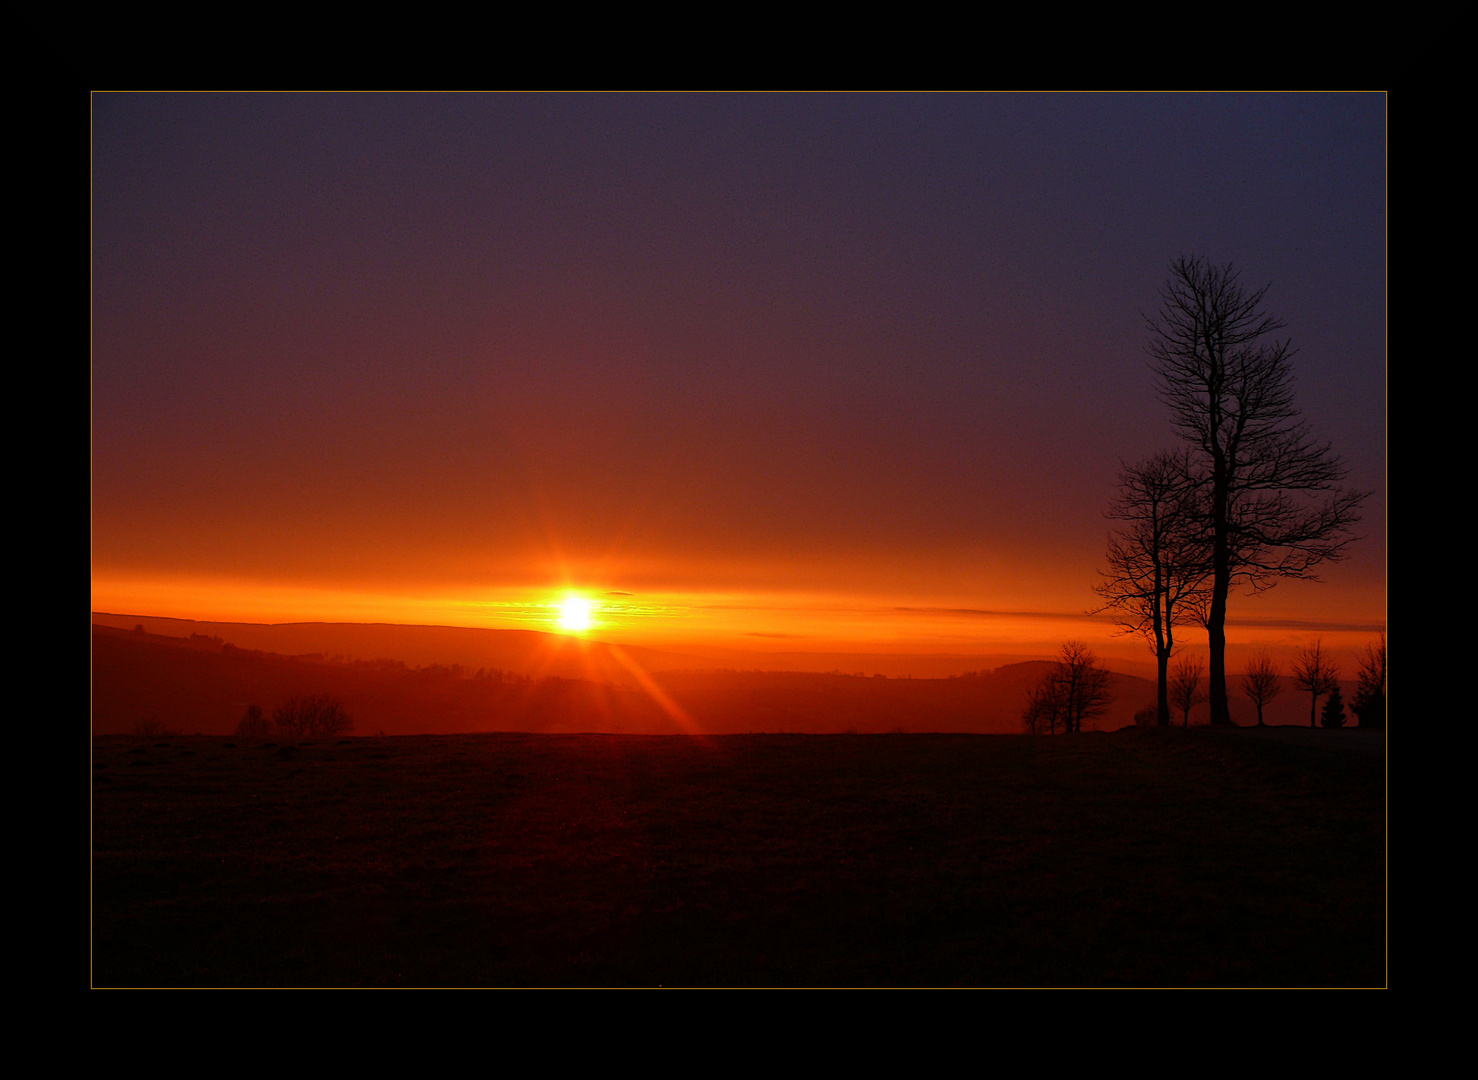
[273,696,352,737]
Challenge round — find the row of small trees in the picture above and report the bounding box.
[236,696,353,737]
[1026,635,1386,734]
[1170,634,1386,729]
[1245,635,1386,729]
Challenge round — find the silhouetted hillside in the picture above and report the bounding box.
[92,626,1137,735]
[90,614,715,689]
[92,625,670,735]
[92,624,1345,735]
[647,664,1146,733]
[89,612,1089,681]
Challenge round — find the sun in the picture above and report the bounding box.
[557,595,594,633]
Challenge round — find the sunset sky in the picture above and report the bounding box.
[91,94,1385,668]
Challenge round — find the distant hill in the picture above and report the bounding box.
[91,624,667,736]
[647,663,1141,734]
[91,624,1174,736]
[90,613,717,689]
[89,612,1095,681]
[91,620,1355,736]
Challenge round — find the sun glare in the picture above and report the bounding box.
[557,595,594,632]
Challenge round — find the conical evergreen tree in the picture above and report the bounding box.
[1320,685,1347,729]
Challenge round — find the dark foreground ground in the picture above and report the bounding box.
[92,728,1385,986]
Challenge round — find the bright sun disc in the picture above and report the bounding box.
[557,596,593,632]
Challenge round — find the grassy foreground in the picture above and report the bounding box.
[92,728,1385,987]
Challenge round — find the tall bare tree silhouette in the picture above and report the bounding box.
[1148,257,1365,725]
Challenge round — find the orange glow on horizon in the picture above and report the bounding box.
[89,567,1385,675]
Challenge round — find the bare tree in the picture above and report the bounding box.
[1240,651,1282,727]
[1169,656,1206,726]
[1148,257,1365,725]
[1022,641,1114,735]
[1351,635,1386,729]
[235,704,271,737]
[1095,450,1210,726]
[1022,679,1068,736]
[1291,640,1339,729]
[273,695,353,737]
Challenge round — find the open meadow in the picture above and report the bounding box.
[92,727,1384,987]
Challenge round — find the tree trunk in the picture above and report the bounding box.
[1207,579,1232,724]
[1207,465,1233,725]
[1156,650,1171,726]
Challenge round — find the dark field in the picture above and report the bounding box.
[92,729,1385,986]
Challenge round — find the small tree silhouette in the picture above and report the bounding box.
[1241,652,1282,728]
[1023,680,1066,735]
[1022,642,1113,735]
[1169,657,1206,726]
[235,705,271,737]
[1320,685,1347,729]
[273,696,352,737]
[1351,636,1386,730]
[1292,640,1339,729]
